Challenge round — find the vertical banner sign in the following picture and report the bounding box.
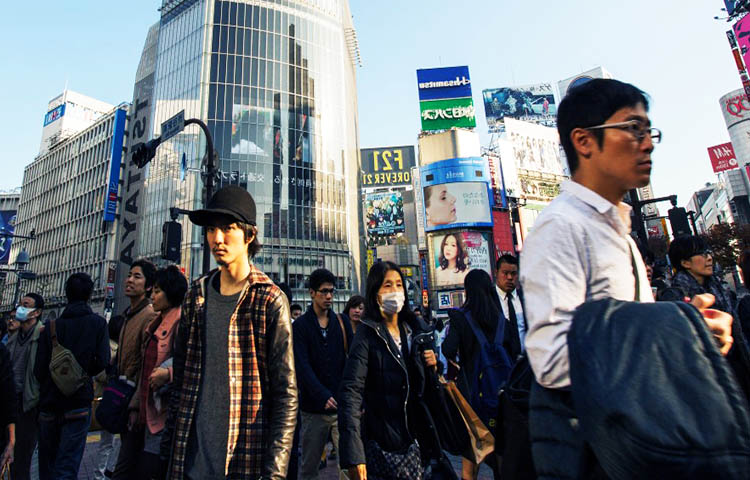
[366,249,375,274]
[727,28,750,99]
[113,23,160,315]
[707,142,739,173]
[412,166,427,250]
[104,108,128,222]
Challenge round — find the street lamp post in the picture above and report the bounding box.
[12,249,35,306]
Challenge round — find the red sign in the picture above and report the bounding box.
[707,142,738,173]
[492,210,515,255]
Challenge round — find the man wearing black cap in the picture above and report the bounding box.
[162,186,297,480]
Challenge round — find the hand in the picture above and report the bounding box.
[1,441,13,470]
[691,293,734,356]
[127,410,139,431]
[149,367,170,390]
[422,349,437,369]
[325,397,338,411]
[348,464,367,480]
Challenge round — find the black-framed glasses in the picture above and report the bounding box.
[692,249,713,258]
[317,288,335,295]
[585,120,662,144]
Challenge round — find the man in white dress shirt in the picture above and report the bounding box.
[519,78,733,477]
[495,254,525,362]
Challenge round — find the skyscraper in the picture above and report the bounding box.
[133,0,362,306]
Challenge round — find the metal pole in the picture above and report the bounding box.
[184,118,217,276]
[12,275,21,307]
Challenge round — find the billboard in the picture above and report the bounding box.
[557,66,613,99]
[420,97,477,131]
[360,146,416,188]
[417,66,472,101]
[428,230,492,288]
[708,142,739,173]
[364,191,405,236]
[505,118,565,176]
[734,15,750,71]
[421,157,493,232]
[0,211,16,265]
[482,83,556,131]
[104,108,127,222]
[726,0,740,16]
[43,104,66,126]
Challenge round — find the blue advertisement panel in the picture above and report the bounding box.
[417,66,472,101]
[0,211,16,265]
[43,104,66,126]
[421,157,493,232]
[104,108,128,222]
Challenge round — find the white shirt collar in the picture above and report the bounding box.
[561,180,632,235]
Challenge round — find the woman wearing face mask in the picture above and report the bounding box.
[338,261,442,480]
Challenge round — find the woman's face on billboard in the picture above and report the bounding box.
[426,185,457,226]
[442,235,458,261]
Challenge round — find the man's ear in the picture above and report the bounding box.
[570,128,596,163]
[680,258,692,271]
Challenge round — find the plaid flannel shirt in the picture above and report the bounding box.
[168,265,293,479]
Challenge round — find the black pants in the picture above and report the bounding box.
[11,395,38,480]
[112,428,161,480]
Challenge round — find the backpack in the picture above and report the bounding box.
[48,318,88,396]
[462,309,512,430]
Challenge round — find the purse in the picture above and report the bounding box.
[95,375,136,434]
[365,439,423,480]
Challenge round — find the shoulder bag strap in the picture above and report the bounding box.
[462,310,490,348]
[336,313,348,353]
[50,317,59,348]
[626,237,642,302]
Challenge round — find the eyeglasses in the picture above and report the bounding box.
[692,249,713,258]
[317,288,335,295]
[585,120,662,144]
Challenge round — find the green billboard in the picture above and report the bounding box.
[419,97,477,131]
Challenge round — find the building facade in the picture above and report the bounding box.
[134,0,362,307]
[2,100,128,314]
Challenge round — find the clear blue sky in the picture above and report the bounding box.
[0,1,741,209]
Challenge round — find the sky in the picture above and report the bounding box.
[0,1,742,210]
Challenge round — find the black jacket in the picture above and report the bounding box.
[338,314,442,469]
[293,306,353,413]
[34,302,109,413]
[0,344,18,432]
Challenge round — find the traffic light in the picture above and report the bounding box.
[161,221,182,262]
[132,137,162,168]
[668,207,692,237]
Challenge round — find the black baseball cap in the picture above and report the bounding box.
[188,186,257,226]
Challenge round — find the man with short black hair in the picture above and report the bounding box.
[519,79,733,476]
[7,292,44,480]
[35,273,109,480]
[495,255,526,362]
[290,303,303,321]
[164,185,297,479]
[293,268,352,480]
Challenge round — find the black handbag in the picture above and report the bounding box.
[95,375,136,434]
[365,439,423,480]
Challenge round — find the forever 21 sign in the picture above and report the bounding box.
[360,146,416,188]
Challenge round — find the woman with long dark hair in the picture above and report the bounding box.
[342,295,365,333]
[436,233,469,286]
[338,261,440,480]
[442,269,512,480]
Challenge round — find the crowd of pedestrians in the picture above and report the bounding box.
[1,78,750,480]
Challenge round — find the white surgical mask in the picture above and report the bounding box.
[15,306,35,322]
[379,291,405,316]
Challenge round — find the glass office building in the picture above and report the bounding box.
[139,0,362,306]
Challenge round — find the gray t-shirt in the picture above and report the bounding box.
[185,272,239,480]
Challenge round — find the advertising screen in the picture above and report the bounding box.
[417,66,472,101]
[421,157,492,232]
[365,191,405,236]
[505,118,565,176]
[557,66,613,99]
[0,211,16,265]
[428,230,492,288]
[360,146,416,188]
[482,83,556,131]
[707,142,739,173]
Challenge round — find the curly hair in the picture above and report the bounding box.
[438,233,468,272]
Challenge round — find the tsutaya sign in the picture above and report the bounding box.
[417,65,476,131]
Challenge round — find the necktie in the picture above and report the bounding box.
[505,292,522,361]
